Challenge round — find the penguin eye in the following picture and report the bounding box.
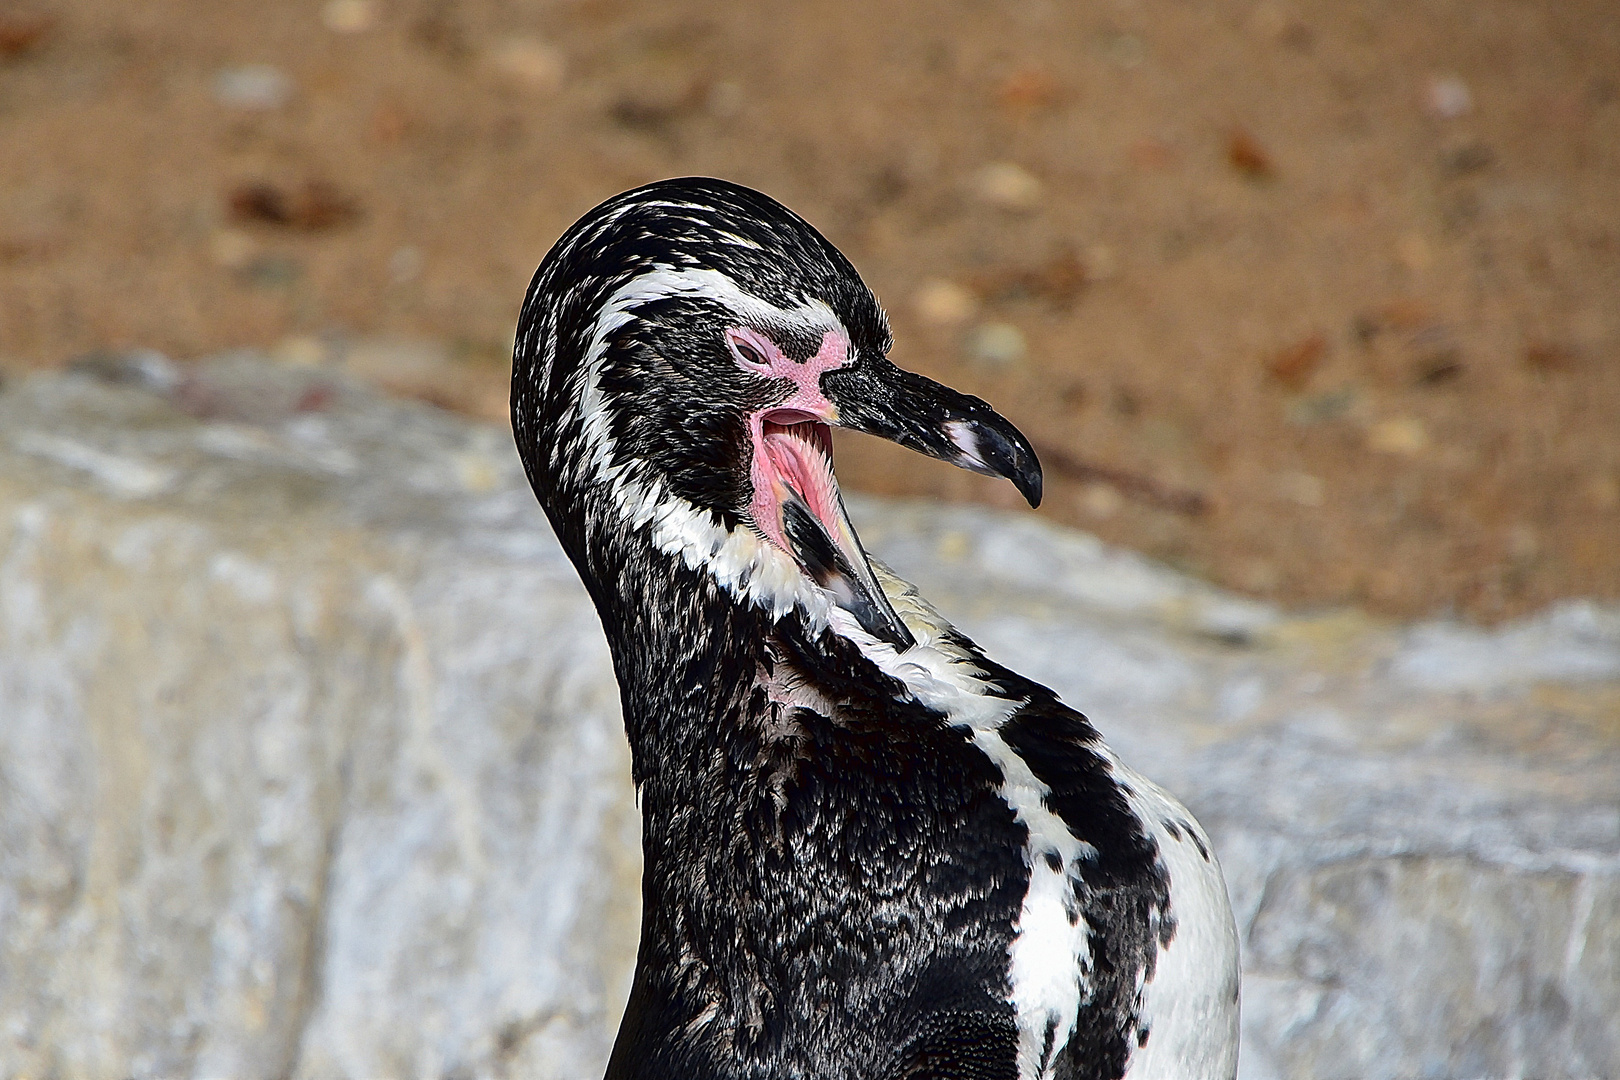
[728,333,774,374]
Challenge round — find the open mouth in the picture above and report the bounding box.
[759,414,839,531]
[749,409,914,650]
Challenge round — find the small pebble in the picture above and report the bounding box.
[1266,332,1326,389]
[1441,142,1494,175]
[1030,250,1087,306]
[484,37,565,95]
[1128,137,1177,171]
[272,337,328,367]
[914,279,978,327]
[1227,128,1276,180]
[239,254,303,288]
[1424,75,1472,120]
[1522,341,1576,372]
[1286,386,1360,425]
[321,0,377,33]
[1366,416,1429,455]
[964,322,1028,368]
[707,80,744,118]
[228,179,361,230]
[209,229,257,270]
[0,11,56,57]
[1085,243,1118,281]
[610,76,708,131]
[389,246,423,284]
[69,348,179,391]
[1413,350,1463,386]
[935,530,971,562]
[1081,482,1122,519]
[1350,313,1381,346]
[976,251,1087,308]
[214,65,294,110]
[996,67,1063,112]
[1506,525,1539,561]
[972,162,1043,213]
[1277,471,1325,507]
[1101,32,1145,69]
[1240,559,1280,593]
[1585,474,1619,510]
[1395,233,1433,274]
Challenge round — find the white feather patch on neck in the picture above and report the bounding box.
[831,563,1100,1080]
[612,477,830,628]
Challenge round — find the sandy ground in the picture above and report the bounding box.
[1,0,1616,621]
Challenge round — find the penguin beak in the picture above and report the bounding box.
[747,353,1039,653]
[820,354,1043,508]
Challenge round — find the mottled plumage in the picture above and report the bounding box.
[511,177,1239,1080]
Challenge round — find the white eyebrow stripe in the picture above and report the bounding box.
[575,265,845,483]
[603,265,839,337]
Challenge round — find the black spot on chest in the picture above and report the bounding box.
[991,693,1173,1080]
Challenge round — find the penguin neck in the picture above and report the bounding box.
[579,525,782,791]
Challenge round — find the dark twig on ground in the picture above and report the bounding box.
[1034,442,1211,517]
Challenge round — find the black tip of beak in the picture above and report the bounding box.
[968,421,1043,508]
[942,416,1043,508]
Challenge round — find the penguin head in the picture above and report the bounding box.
[512,177,1040,648]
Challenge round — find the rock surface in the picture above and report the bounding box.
[0,355,1616,1079]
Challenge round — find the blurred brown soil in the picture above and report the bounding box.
[1,0,1617,622]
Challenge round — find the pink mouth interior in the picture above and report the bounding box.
[751,410,843,552]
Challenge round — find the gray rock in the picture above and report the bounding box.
[0,357,635,1079]
[857,504,1620,1080]
[214,65,294,111]
[0,355,1615,1079]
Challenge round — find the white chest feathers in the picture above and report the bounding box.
[822,563,1240,1080]
[1116,770,1240,1080]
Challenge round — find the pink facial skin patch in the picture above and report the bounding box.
[729,326,854,556]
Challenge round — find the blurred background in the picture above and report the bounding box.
[4,4,1620,1078]
[3,0,1616,622]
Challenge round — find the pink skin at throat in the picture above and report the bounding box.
[729,325,853,556]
